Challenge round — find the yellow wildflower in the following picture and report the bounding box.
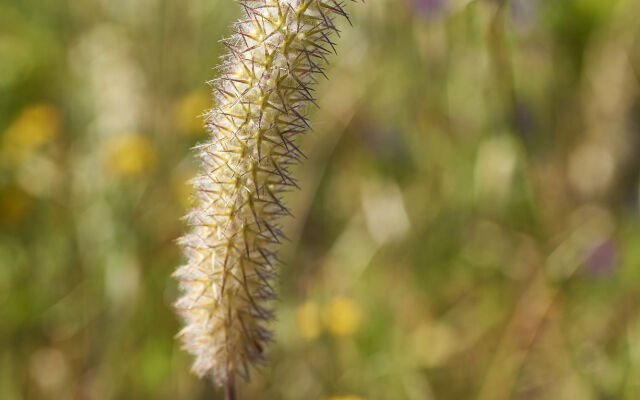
[323,297,362,337]
[1,104,62,165]
[105,134,156,177]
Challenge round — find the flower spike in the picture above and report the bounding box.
[174,0,352,390]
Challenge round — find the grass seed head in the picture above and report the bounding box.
[174,0,352,387]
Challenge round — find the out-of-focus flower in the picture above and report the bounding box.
[323,297,362,337]
[1,104,62,166]
[105,133,156,177]
[174,91,209,137]
[296,301,321,340]
[0,187,31,228]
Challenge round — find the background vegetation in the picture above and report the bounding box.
[2,0,640,399]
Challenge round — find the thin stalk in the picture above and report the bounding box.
[224,374,237,400]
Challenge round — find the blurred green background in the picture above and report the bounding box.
[2,0,640,399]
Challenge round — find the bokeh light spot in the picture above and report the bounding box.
[105,133,156,177]
[323,297,362,337]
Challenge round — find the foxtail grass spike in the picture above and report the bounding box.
[174,0,352,388]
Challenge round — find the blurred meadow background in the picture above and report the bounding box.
[2,0,640,399]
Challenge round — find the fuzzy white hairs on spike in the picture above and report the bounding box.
[174,0,352,389]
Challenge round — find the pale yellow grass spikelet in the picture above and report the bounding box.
[173,0,352,390]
